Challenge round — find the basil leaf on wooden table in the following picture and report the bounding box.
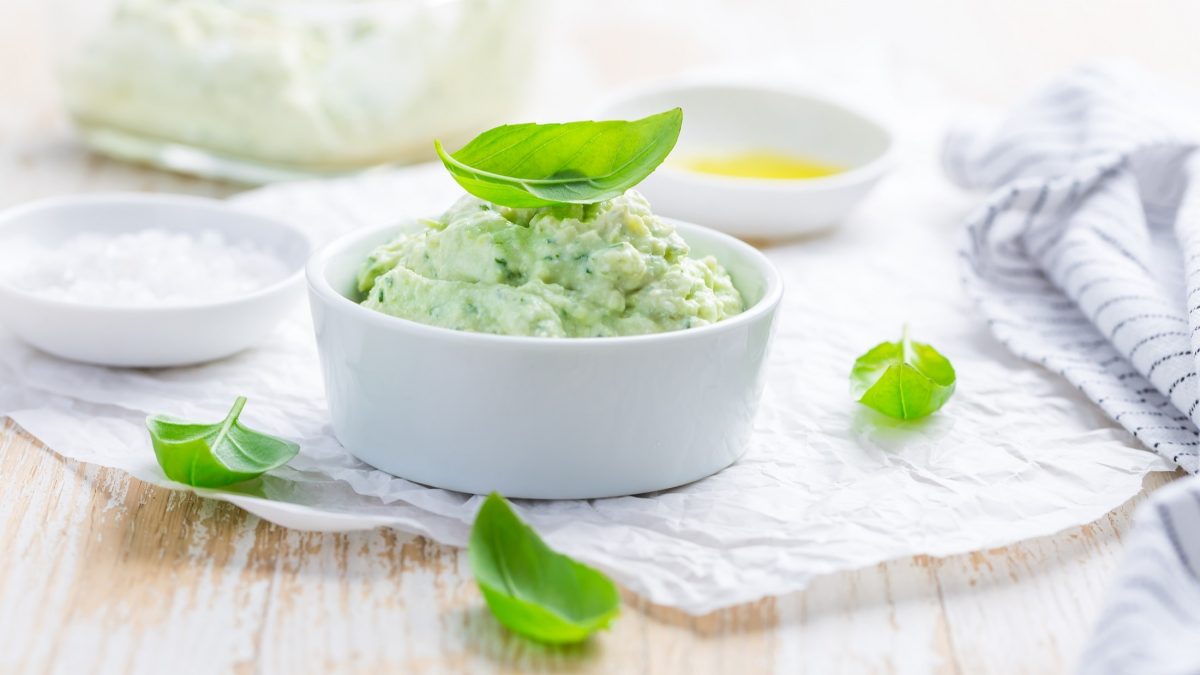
[146,396,299,487]
[469,493,620,643]
[850,328,956,420]
[435,108,683,208]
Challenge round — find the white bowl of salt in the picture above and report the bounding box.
[0,193,309,367]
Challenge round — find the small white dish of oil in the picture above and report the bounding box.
[600,81,894,240]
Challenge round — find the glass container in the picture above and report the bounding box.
[57,0,535,183]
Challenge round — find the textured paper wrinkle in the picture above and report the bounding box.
[0,144,1170,614]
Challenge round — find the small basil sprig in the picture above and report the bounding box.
[435,108,683,208]
[850,327,956,420]
[146,396,298,487]
[469,493,620,643]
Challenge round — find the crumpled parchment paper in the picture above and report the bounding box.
[0,144,1169,615]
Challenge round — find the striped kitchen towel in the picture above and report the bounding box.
[1076,476,1200,674]
[945,65,1200,473]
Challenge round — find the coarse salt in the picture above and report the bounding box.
[0,228,291,306]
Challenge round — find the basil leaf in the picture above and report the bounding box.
[850,328,956,420]
[435,108,683,208]
[146,396,299,488]
[469,493,620,643]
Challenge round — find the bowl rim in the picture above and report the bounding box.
[307,217,784,348]
[0,192,311,314]
[597,79,896,192]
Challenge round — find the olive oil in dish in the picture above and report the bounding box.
[677,151,844,180]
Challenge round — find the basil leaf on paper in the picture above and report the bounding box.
[850,327,956,420]
[469,493,620,644]
[435,108,683,208]
[146,396,299,488]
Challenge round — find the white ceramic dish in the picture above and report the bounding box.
[0,194,309,367]
[307,220,783,499]
[599,82,894,239]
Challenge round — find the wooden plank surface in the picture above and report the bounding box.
[0,1,1189,672]
[0,422,1178,674]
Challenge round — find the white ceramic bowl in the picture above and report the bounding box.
[600,82,894,239]
[307,220,783,499]
[0,194,310,367]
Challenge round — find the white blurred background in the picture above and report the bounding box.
[4,0,1199,195]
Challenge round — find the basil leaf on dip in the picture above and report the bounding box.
[435,108,683,208]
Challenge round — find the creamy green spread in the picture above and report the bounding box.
[356,191,744,337]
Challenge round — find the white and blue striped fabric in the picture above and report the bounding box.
[1077,476,1200,674]
[946,66,1200,673]
[945,65,1200,474]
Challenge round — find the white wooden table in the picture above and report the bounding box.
[1,1,1190,672]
